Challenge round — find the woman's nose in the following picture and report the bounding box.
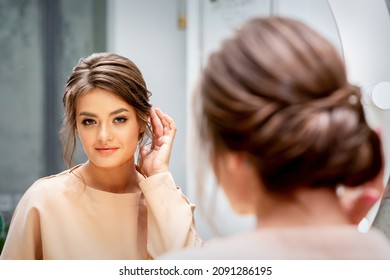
[97,123,113,143]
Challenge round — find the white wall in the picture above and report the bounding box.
[107,0,187,189]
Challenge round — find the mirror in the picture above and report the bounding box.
[187,0,390,239]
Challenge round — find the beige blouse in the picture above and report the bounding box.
[0,166,201,259]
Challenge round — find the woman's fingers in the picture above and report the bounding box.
[155,107,177,137]
[340,167,386,224]
[140,108,176,176]
[341,186,382,224]
[150,107,163,138]
[139,146,149,157]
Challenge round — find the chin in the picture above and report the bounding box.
[89,158,129,169]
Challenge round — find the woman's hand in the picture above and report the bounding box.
[339,167,386,225]
[339,129,387,225]
[139,107,176,177]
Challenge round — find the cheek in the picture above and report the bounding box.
[214,161,258,214]
[225,180,257,214]
[76,129,94,149]
[213,161,237,205]
[119,125,141,142]
[116,127,142,153]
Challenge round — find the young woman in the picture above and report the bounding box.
[162,16,390,259]
[0,52,201,259]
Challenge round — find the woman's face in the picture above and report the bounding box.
[75,88,142,169]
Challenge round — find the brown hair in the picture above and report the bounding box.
[60,52,152,167]
[196,17,382,193]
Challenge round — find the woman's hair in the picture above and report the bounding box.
[60,52,152,167]
[196,16,382,193]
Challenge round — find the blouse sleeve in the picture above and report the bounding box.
[139,172,203,258]
[0,188,43,260]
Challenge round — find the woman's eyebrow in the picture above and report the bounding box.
[79,112,97,117]
[78,108,129,117]
[109,108,129,116]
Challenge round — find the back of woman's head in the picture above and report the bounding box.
[197,16,382,193]
[61,52,152,167]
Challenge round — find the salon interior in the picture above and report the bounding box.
[0,0,390,251]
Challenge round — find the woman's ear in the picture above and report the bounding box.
[140,124,146,134]
[339,167,386,224]
[138,121,146,140]
[225,152,248,171]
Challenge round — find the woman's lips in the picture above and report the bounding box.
[95,147,119,155]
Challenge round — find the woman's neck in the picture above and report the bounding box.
[78,160,141,193]
[256,187,350,228]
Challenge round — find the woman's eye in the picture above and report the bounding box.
[81,119,96,126]
[114,117,127,124]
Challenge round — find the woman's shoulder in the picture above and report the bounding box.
[160,230,266,260]
[161,226,390,260]
[20,166,82,204]
[31,168,78,189]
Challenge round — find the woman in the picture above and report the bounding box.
[163,17,390,259]
[0,52,201,259]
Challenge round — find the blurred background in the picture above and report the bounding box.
[1,0,390,252]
